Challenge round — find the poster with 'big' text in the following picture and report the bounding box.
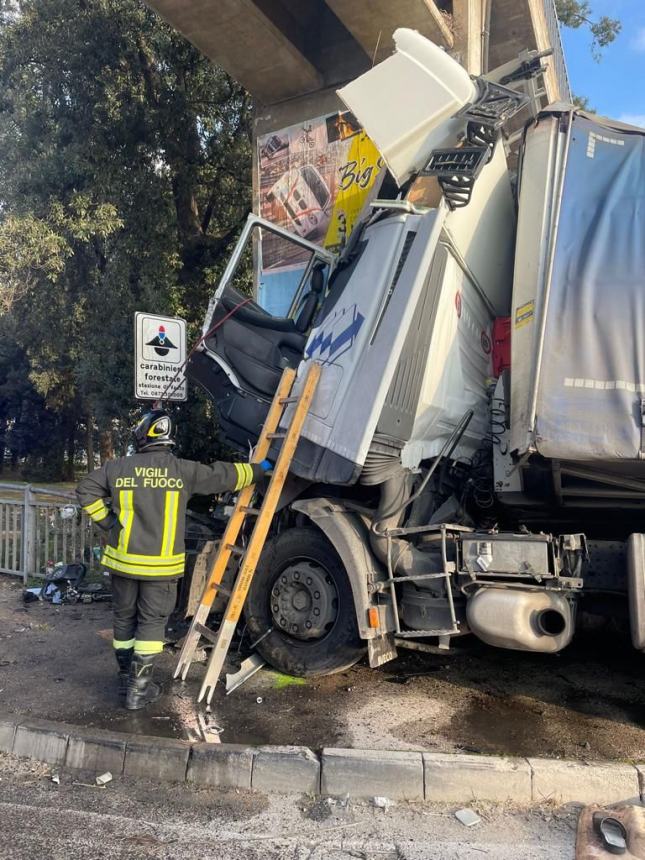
[257,111,383,315]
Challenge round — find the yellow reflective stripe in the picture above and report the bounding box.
[134,640,164,655]
[88,506,110,524]
[161,490,180,557]
[83,498,107,516]
[103,546,184,566]
[102,555,184,577]
[117,490,134,553]
[113,638,135,650]
[234,462,254,491]
[102,553,184,573]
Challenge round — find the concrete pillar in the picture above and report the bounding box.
[452,0,485,75]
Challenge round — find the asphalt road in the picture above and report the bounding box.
[0,752,576,859]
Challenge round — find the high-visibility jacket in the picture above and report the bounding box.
[76,450,263,580]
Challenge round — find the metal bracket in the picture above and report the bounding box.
[369,199,432,215]
[458,79,530,130]
[420,147,490,210]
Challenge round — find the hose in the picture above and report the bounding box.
[371,409,474,536]
[367,410,474,592]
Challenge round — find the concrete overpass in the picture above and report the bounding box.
[145,0,570,136]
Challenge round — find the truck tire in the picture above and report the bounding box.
[245,527,365,677]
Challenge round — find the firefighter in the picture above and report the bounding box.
[76,410,270,710]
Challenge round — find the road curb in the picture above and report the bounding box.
[1,713,642,805]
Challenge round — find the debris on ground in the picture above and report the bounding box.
[454,808,481,827]
[576,805,642,857]
[169,634,207,664]
[305,798,332,822]
[197,711,223,743]
[225,653,266,695]
[22,587,43,603]
[373,796,394,811]
[95,772,112,786]
[50,773,60,785]
[38,562,110,605]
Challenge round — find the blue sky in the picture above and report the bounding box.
[561,0,645,125]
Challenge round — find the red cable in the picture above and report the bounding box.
[156,297,253,405]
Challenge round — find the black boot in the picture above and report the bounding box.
[114,648,133,698]
[125,653,162,711]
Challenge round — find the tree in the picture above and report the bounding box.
[0,0,252,477]
[572,94,594,112]
[555,0,621,61]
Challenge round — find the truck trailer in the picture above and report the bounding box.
[186,30,645,676]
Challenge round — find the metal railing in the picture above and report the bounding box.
[0,483,105,583]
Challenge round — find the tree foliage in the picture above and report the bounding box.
[555,0,621,61]
[572,94,594,112]
[0,0,253,478]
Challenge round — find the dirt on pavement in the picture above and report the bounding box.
[0,751,577,859]
[2,574,645,760]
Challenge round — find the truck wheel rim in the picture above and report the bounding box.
[269,558,338,641]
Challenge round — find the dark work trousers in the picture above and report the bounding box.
[111,574,178,655]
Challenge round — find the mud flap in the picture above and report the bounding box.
[367,634,398,668]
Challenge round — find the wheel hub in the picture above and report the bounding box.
[270,560,337,640]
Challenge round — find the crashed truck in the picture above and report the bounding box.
[186,29,645,676]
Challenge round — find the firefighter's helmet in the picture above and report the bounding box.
[133,410,175,452]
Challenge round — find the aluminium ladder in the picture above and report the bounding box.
[174,362,321,705]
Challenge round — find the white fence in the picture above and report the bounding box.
[0,483,104,583]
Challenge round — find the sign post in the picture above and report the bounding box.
[134,312,187,402]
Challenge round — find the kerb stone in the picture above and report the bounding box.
[424,753,532,802]
[529,758,640,804]
[124,735,189,782]
[321,748,424,801]
[13,722,69,765]
[187,743,253,789]
[0,718,16,753]
[66,732,126,775]
[252,746,320,795]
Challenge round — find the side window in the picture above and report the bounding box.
[206,217,335,330]
[257,261,313,318]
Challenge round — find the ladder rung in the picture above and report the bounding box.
[395,627,459,638]
[225,543,245,557]
[279,396,299,405]
[266,432,286,440]
[240,506,261,515]
[195,623,219,645]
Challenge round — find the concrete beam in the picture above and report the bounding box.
[488,0,569,102]
[324,0,453,64]
[145,0,323,104]
[527,0,568,102]
[452,0,484,75]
